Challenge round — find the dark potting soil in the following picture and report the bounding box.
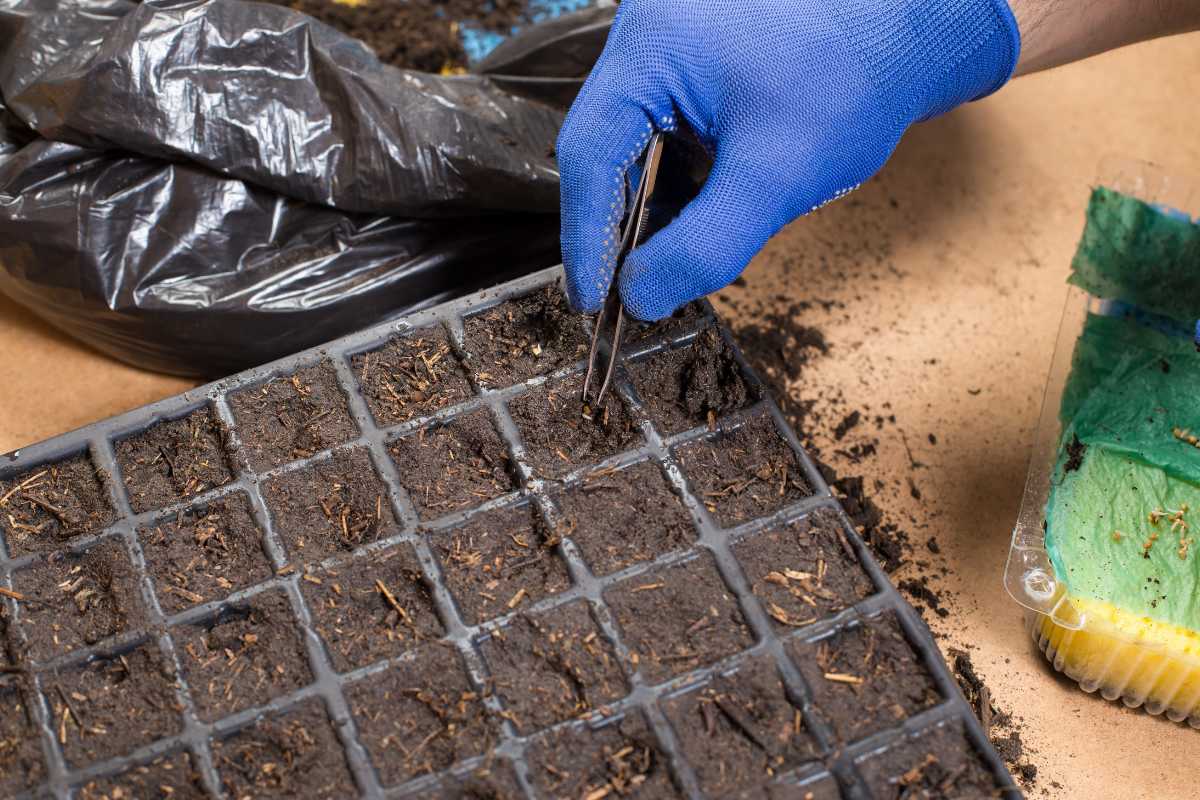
[525,712,681,799]
[13,538,146,663]
[347,641,497,787]
[675,414,811,528]
[856,720,1002,799]
[478,599,626,735]
[663,652,820,797]
[115,407,232,513]
[625,301,709,345]
[553,460,694,576]
[77,751,206,800]
[213,698,357,799]
[603,553,753,684]
[630,326,756,435]
[509,373,640,480]
[0,675,46,795]
[463,285,589,390]
[263,447,397,564]
[0,454,114,557]
[425,760,523,799]
[428,502,570,626]
[952,648,1037,789]
[175,591,312,722]
[228,362,357,471]
[45,643,182,768]
[389,409,517,521]
[733,508,875,630]
[301,544,444,672]
[352,326,473,427]
[138,492,271,615]
[790,614,940,745]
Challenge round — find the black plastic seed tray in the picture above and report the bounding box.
[0,266,1018,799]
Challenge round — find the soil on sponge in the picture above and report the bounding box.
[0,454,115,556]
[463,285,589,390]
[116,407,232,513]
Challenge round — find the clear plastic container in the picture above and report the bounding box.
[1005,157,1200,726]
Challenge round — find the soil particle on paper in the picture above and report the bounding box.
[953,648,1038,788]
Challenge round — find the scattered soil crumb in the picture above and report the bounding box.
[952,648,1037,788]
[0,454,114,556]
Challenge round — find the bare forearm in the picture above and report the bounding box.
[1012,0,1200,75]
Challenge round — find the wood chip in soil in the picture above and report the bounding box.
[0,674,47,795]
[353,326,473,426]
[553,460,695,576]
[790,613,941,744]
[77,750,206,800]
[0,454,115,557]
[603,552,753,684]
[228,361,357,471]
[139,492,271,615]
[347,641,497,787]
[301,544,444,672]
[115,407,232,513]
[389,408,516,521]
[856,719,1005,799]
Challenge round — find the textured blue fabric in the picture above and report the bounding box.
[558,0,1020,319]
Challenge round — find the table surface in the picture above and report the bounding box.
[3,32,1198,799]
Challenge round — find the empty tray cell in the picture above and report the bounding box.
[227,361,357,471]
[0,454,115,557]
[478,599,627,735]
[626,301,709,345]
[0,675,47,795]
[115,406,232,513]
[662,653,820,797]
[76,750,205,800]
[352,326,473,426]
[301,544,444,672]
[856,720,1004,799]
[175,591,312,721]
[264,447,398,565]
[553,460,695,576]
[733,508,874,631]
[789,614,940,744]
[509,373,641,480]
[462,284,589,389]
[415,759,523,799]
[12,538,146,663]
[213,698,356,799]
[44,642,182,768]
[389,409,516,521]
[428,502,570,626]
[675,415,810,528]
[525,712,681,799]
[604,553,753,684]
[347,642,497,787]
[138,492,271,615]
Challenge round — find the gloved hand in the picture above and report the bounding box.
[558,0,1020,320]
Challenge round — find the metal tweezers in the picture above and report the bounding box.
[581,131,665,412]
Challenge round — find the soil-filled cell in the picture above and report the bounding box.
[353,327,473,427]
[675,415,811,528]
[856,721,1003,799]
[733,509,875,630]
[509,374,640,480]
[139,493,271,615]
[429,503,570,626]
[44,643,182,768]
[264,447,398,564]
[479,599,627,734]
[77,751,206,800]
[213,698,356,799]
[630,327,756,435]
[347,642,497,787]
[462,286,588,389]
[176,591,312,721]
[302,544,444,672]
[115,407,232,513]
[789,614,941,744]
[416,760,524,799]
[525,712,681,799]
[662,653,820,797]
[0,454,115,557]
[604,553,753,684]
[13,538,146,662]
[228,362,357,471]
[626,301,709,345]
[553,461,694,576]
[0,675,46,795]
[389,409,517,521]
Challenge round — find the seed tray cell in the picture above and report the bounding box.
[0,267,1014,798]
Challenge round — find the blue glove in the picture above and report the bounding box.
[558,0,1020,320]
